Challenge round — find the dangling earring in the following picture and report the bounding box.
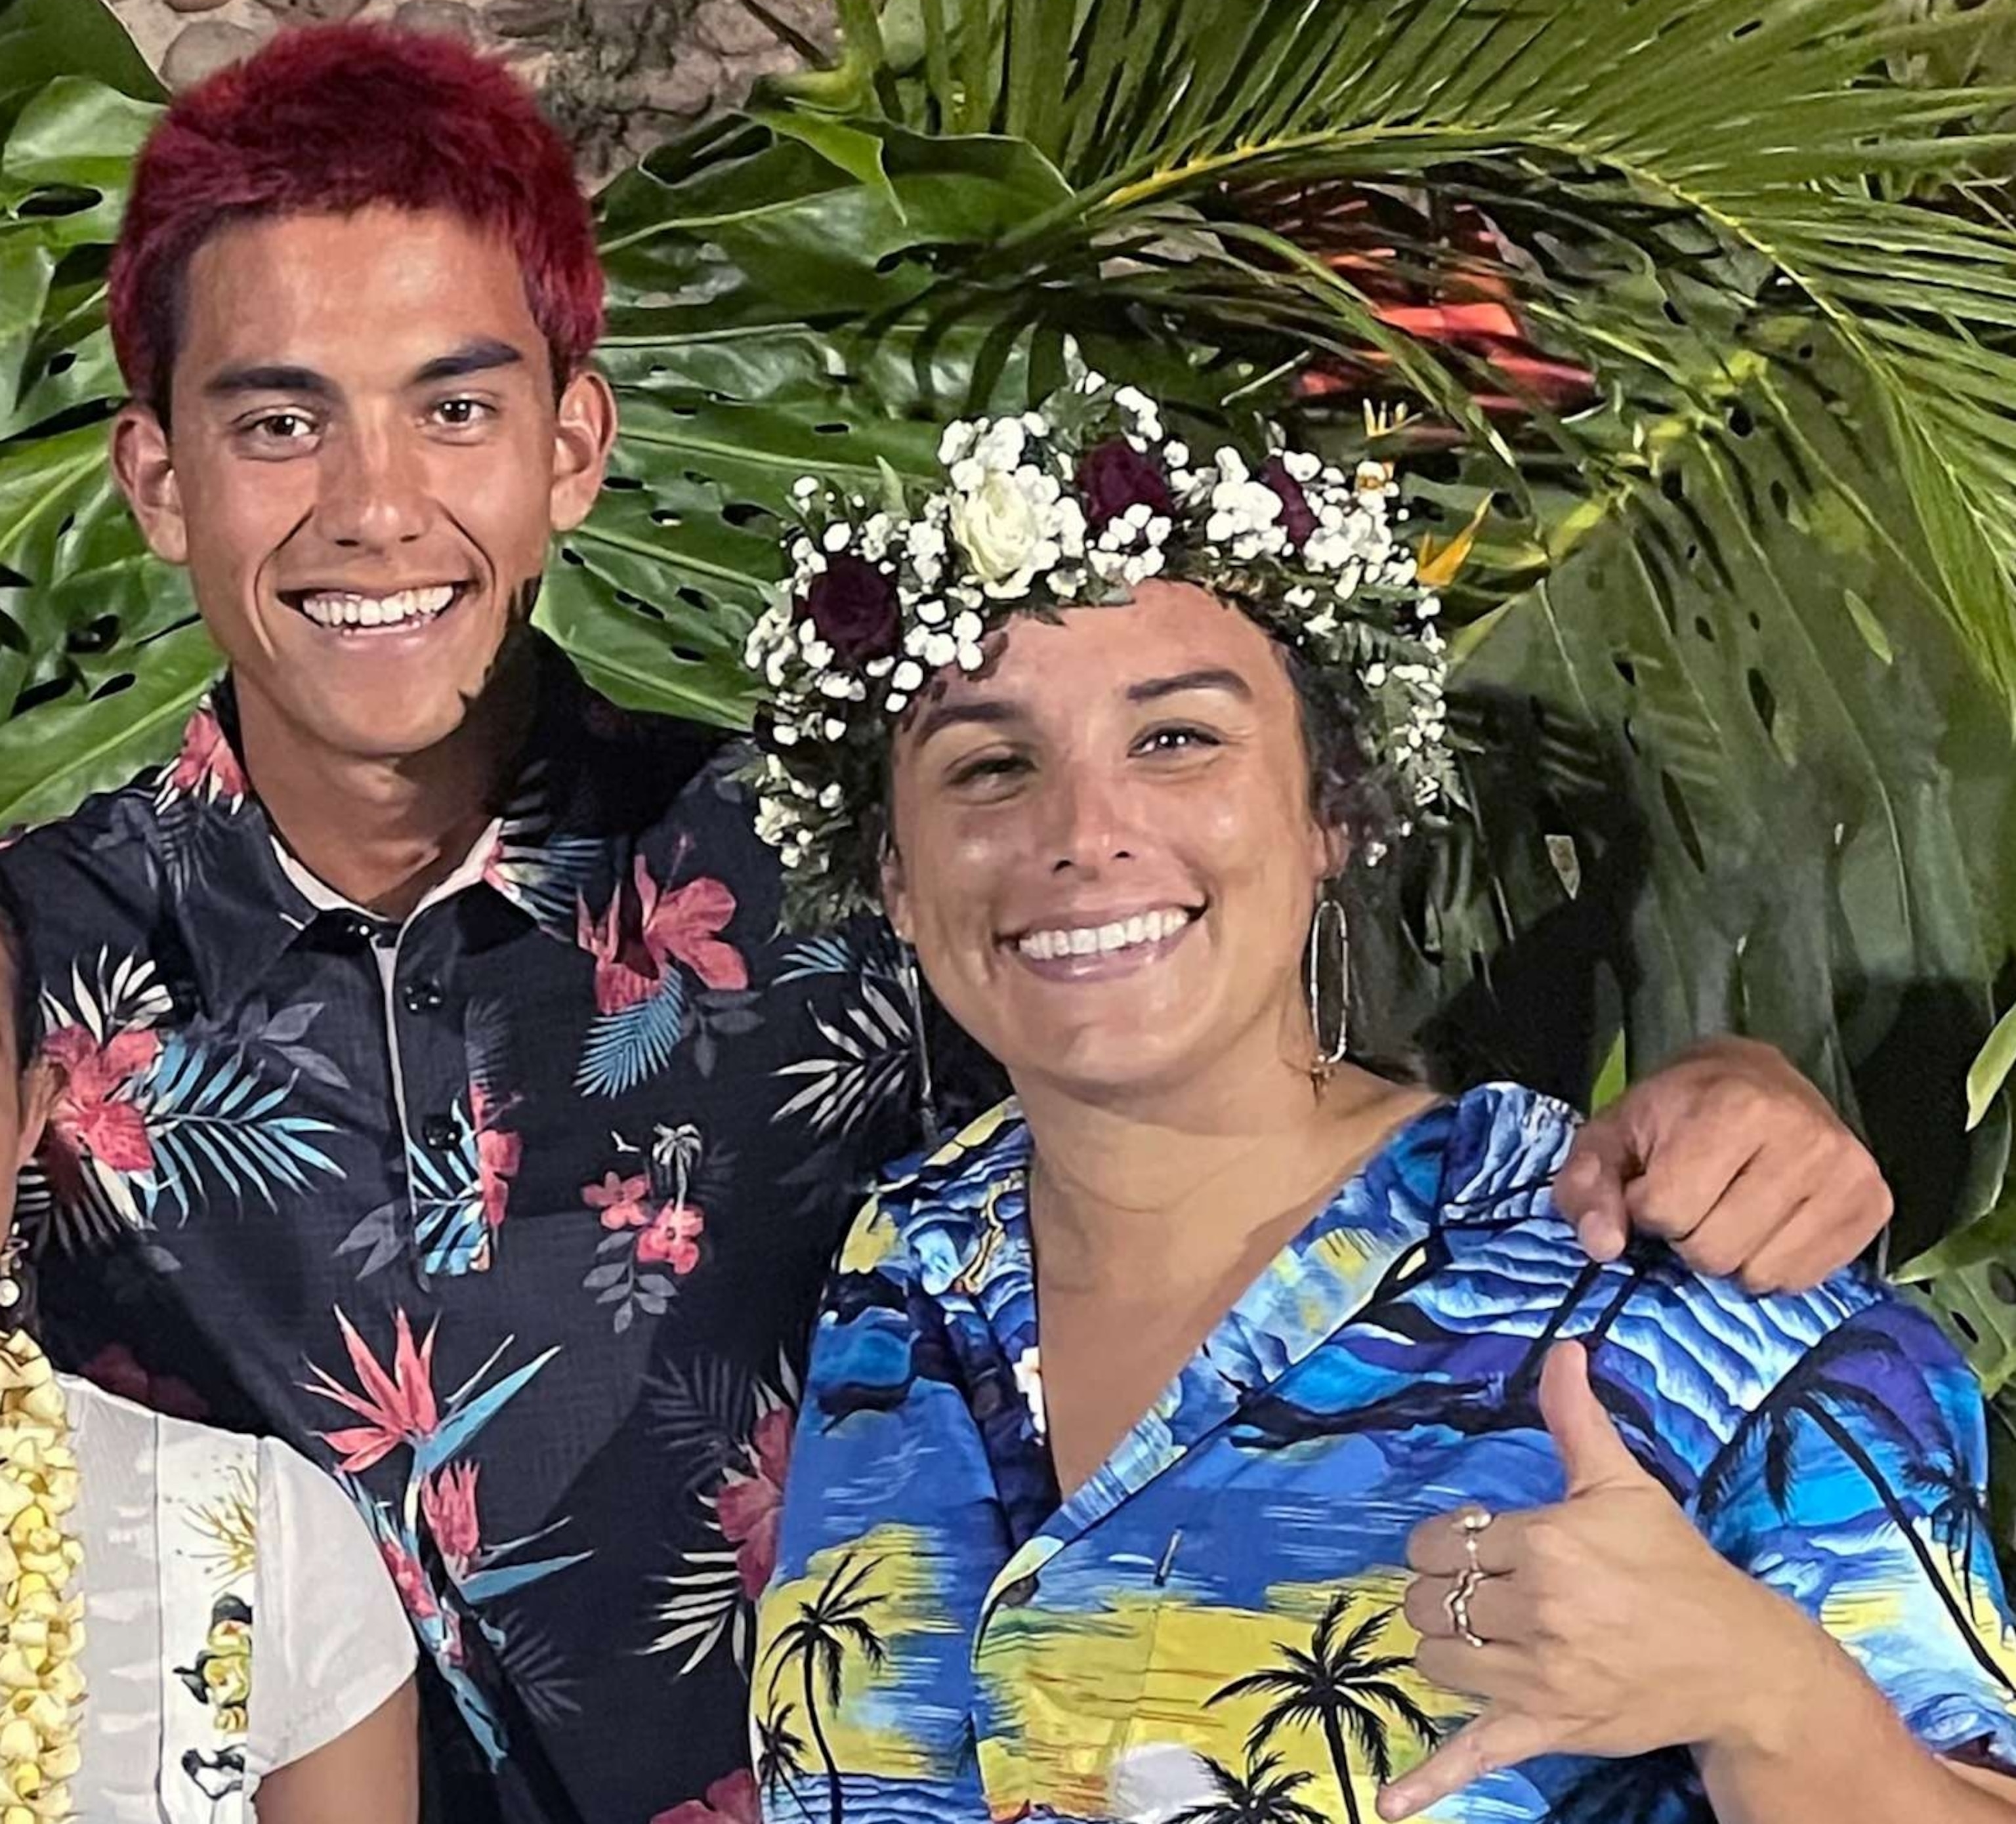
[1306,894,1351,1087]
[900,944,942,1148]
[0,1233,26,1319]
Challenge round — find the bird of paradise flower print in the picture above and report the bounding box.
[303,1306,589,1767]
[576,857,749,1096]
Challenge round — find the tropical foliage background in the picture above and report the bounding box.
[12,0,2016,1503]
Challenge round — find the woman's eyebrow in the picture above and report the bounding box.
[910,699,1026,747]
[1125,668,1253,704]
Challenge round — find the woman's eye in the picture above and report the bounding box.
[949,753,1030,788]
[1139,725,1219,755]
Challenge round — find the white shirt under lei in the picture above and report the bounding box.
[68,1372,414,1820]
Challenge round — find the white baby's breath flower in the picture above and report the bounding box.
[938,421,977,466]
[892,660,924,692]
[921,631,958,668]
[821,522,852,554]
[823,716,848,741]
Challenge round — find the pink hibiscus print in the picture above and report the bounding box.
[577,861,749,1014]
[78,1343,209,1421]
[469,1081,521,1232]
[717,1405,791,1598]
[583,1170,652,1231]
[43,1024,160,1175]
[167,705,248,807]
[637,1200,704,1274]
[652,1770,759,1824]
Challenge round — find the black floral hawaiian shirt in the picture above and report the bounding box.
[0,638,921,1824]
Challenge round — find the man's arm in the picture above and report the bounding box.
[1554,1035,1893,1292]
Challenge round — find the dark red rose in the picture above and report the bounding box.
[799,554,898,662]
[1261,455,1319,547]
[1076,438,1174,530]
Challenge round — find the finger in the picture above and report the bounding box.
[1619,1123,1761,1243]
[1377,1710,1557,1819]
[1402,1571,1530,1644]
[1666,1149,1819,1281]
[1555,1125,1633,1262]
[1412,1636,1538,1703]
[1405,1505,1526,1577]
[1736,1157,1892,1294]
[1539,1342,1645,1494]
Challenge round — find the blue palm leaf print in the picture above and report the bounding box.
[410,1113,486,1277]
[576,976,688,1098]
[138,1033,341,1222]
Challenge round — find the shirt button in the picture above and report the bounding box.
[996,1573,1040,1609]
[339,914,378,946]
[401,979,445,1014]
[421,1114,459,1150]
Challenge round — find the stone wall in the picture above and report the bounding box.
[110,0,830,176]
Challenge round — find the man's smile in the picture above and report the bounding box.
[278,581,471,633]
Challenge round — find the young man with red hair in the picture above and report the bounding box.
[0,19,1896,1824]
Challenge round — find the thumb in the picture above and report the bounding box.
[1555,1119,1636,1263]
[1539,1342,1643,1494]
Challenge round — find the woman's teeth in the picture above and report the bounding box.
[1017,907,1195,962]
[296,585,457,630]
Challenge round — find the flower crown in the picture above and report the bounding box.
[744,376,1454,928]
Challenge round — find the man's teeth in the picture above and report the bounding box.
[1016,907,1195,962]
[296,585,457,630]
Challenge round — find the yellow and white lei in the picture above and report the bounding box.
[0,1335,83,1823]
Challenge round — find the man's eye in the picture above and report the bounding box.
[432,398,492,428]
[247,413,314,442]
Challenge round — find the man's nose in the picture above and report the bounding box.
[314,425,429,550]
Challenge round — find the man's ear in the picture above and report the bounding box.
[111,404,188,564]
[14,1055,55,1174]
[551,367,618,533]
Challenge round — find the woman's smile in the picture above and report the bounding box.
[1006,904,1202,979]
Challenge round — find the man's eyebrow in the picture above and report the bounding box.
[410,339,527,386]
[1125,667,1255,704]
[201,363,337,400]
[910,699,1025,746]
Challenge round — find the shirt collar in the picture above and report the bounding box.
[166,639,601,1018]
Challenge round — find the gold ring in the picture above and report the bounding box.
[1444,1566,1487,1649]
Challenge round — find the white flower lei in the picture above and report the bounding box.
[744,375,1454,926]
[0,1333,84,1823]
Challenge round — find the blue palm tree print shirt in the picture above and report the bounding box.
[758,1085,2016,1824]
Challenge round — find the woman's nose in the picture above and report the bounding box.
[1042,769,1135,874]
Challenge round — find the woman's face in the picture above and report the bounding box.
[883,579,1337,1104]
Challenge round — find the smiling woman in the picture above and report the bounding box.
[750,378,2016,1824]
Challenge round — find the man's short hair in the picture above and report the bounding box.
[108,22,604,417]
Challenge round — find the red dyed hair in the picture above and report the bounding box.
[109,23,603,415]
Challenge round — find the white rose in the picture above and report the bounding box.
[950,472,1043,586]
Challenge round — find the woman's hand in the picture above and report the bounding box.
[1377,1343,1832,1820]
